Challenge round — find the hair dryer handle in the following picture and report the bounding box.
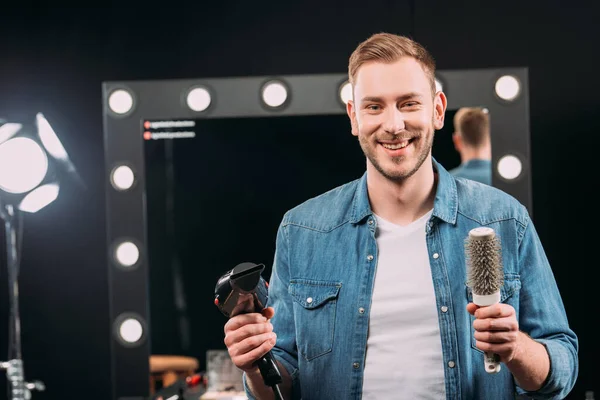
[255,351,282,387]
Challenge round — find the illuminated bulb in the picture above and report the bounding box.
[497,155,523,180]
[0,137,48,194]
[108,89,134,114]
[115,241,140,267]
[339,82,352,104]
[495,75,520,101]
[111,165,135,191]
[119,318,144,343]
[186,87,212,112]
[262,81,288,108]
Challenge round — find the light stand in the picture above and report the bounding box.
[0,113,82,399]
[0,200,45,399]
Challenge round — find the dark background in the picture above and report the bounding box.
[0,1,597,399]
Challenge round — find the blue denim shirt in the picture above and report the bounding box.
[449,159,492,186]
[245,159,578,400]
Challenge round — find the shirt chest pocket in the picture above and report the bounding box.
[466,274,522,354]
[289,279,341,361]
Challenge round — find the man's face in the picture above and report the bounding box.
[347,57,446,182]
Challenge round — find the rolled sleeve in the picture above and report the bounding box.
[515,338,578,399]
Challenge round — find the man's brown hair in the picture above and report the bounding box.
[454,107,490,147]
[348,33,437,97]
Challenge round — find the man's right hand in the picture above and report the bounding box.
[224,307,277,373]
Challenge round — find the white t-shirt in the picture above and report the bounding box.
[362,210,446,399]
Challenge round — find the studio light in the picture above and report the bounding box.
[0,112,82,400]
[495,75,521,101]
[0,137,48,194]
[108,89,135,115]
[0,113,82,213]
[497,154,523,180]
[110,165,136,191]
[339,81,352,105]
[261,80,289,108]
[186,86,212,112]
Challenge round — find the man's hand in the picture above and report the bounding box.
[466,303,522,363]
[224,307,277,373]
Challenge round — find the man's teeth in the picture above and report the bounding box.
[382,141,409,150]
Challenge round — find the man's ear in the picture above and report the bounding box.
[347,99,358,137]
[452,132,462,152]
[433,91,447,130]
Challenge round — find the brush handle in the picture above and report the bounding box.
[484,351,501,374]
[473,291,502,374]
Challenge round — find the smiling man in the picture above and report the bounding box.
[223,33,578,400]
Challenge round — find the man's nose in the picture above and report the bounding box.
[382,108,405,134]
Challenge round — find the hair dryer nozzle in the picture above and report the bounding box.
[231,262,265,292]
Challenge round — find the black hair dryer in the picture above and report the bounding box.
[214,262,283,398]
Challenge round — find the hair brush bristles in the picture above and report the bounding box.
[465,227,504,295]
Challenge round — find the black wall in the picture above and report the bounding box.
[0,1,597,399]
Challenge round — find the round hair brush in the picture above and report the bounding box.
[465,227,504,374]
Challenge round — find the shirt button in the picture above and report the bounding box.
[353,362,360,369]
[433,253,439,259]
[448,361,455,368]
[306,297,313,304]
[367,255,374,261]
[441,306,448,313]
[368,219,374,225]
[358,307,365,314]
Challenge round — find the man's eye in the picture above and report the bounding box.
[366,105,380,110]
[403,102,419,107]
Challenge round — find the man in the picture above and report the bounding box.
[224,33,578,399]
[448,107,492,185]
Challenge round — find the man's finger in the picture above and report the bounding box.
[234,337,276,369]
[230,332,277,357]
[474,303,514,319]
[473,317,518,332]
[224,321,273,347]
[262,307,275,320]
[466,303,480,316]
[224,313,267,333]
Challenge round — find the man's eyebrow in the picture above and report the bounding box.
[360,93,424,103]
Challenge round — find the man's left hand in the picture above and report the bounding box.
[466,302,522,363]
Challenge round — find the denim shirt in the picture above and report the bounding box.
[245,160,578,400]
[449,159,492,186]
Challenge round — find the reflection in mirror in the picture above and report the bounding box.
[144,115,364,393]
[432,108,493,187]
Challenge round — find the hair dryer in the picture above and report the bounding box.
[214,262,283,399]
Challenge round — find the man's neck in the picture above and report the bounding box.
[460,145,491,164]
[366,157,437,226]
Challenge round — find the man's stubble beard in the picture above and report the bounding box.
[358,124,435,182]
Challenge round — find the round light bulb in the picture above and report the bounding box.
[186,87,212,112]
[119,318,144,343]
[108,89,134,114]
[495,75,521,101]
[114,241,140,267]
[339,82,353,105]
[262,81,288,108]
[111,165,135,191]
[0,137,48,194]
[497,154,523,180]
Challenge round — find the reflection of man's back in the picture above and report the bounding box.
[448,107,492,186]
